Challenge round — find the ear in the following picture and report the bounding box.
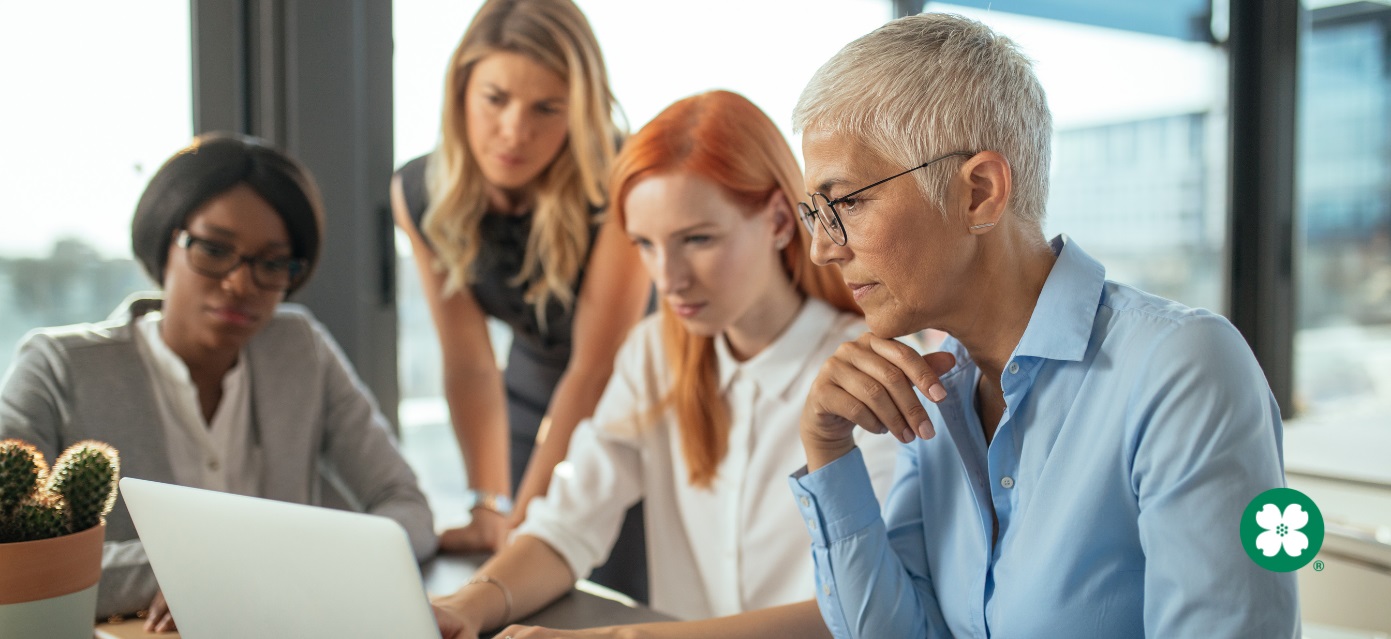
[762,190,796,250]
[957,151,1011,234]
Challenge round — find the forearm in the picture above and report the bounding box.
[435,534,576,631]
[443,365,511,495]
[612,600,830,639]
[515,369,610,504]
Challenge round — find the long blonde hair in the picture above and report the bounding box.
[610,91,861,487]
[425,0,621,316]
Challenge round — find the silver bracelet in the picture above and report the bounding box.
[465,574,513,628]
[463,489,514,517]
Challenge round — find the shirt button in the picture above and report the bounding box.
[800,496,811,508]
[807,518,818,531]
[822,582,832,596]
[1000,476,1015,489]
[1008,362,1020,374]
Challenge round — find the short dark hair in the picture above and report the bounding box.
[131,132,325,293]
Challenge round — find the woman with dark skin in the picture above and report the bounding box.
[0,134,435,631]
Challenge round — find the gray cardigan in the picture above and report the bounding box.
[0,297,437,618]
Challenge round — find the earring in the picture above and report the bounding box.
[969,222,995,231]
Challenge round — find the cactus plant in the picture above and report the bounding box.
[0,439,119,544]
[0,440,47,516]
[11,492,69,542]
[49,441,120,533]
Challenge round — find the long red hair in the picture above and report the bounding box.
[609,90,860,487]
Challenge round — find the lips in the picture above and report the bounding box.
[495,152,527,168]
[668,300,706,319]
[207,306,257,328]
[847,281,878,303]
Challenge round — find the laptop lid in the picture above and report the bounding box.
[119,477,439,639]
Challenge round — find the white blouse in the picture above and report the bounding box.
[133,313,262,495]
[516,297,899,621]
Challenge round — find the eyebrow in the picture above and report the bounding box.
[627,221,720,239]
[669,221,719,235]
[481,82,566,105]
[192,223,292,250]
[814,177,852,194]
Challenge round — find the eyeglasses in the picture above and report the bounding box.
[175,230,307,291]
[798,151,976,246]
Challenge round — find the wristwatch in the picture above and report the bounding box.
[462,489,514,517]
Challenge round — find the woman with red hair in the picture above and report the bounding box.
[431,90,899,638]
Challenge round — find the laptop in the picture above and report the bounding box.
[119,477,440,638]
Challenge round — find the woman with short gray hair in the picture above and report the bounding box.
[789,13,1297,638]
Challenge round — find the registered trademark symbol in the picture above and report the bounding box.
[1313,560,1325,571]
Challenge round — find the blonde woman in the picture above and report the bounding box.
[391,0,649,598]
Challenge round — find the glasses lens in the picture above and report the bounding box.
[797,202,818,235]
[187,239,236,274]
[810,194,847,245]
[253,258,305,291]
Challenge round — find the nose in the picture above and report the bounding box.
[499,104,530,145]
[222,260,257,297]
[651,248,691,296]
[807,223,845,267]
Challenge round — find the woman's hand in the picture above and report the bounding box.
[800,332,956,470]
[491,625,637,639]
[439,508,509,554]
[432,599,483,639]
[143,590,178,633]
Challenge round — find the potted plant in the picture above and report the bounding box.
[0,439,119,638]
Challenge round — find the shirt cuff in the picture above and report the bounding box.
[788,446,882,547]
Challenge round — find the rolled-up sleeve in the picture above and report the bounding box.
[514,325,650,581]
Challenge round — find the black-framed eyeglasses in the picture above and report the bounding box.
[798,150,976,246]
[175,230,307,291]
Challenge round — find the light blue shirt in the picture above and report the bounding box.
[789,236,1298,638]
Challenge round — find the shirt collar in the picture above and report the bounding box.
[713,297,839,396]
[1012,234,1106,363]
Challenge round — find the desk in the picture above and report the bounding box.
[94,553,673,638]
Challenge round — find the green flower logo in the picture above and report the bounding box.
[1240,487,1324,572]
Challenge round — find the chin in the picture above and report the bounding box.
[202,324,259,352]
[862,312,920,340]
[679,318,724,338]
[481,166,539,191]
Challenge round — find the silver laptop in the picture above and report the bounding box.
[119,477,439,638]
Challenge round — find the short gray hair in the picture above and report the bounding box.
[794,13,1052,226]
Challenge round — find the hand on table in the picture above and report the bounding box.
[432,599,483,639]
[493,624,634,639]
[439,507,509,554]
[800,332,956,468]
[143,590,178,633]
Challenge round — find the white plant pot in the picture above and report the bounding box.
[0,523,105,639]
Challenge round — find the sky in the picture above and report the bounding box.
[1,0,1229,260]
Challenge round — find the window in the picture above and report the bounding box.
[1294,1,1391,421]
[930,3,1230,314]
[0,3,192,374]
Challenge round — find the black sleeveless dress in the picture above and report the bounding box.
[397,155,648,602]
